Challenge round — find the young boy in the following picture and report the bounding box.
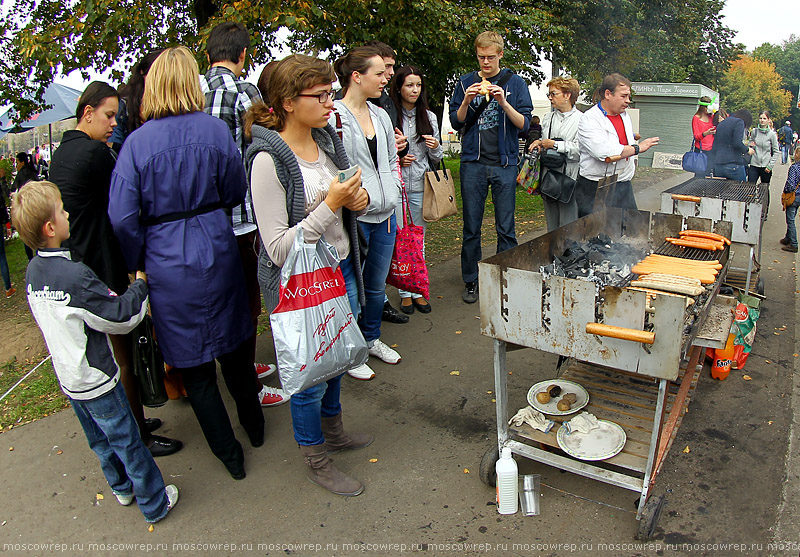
[10,181,178,523]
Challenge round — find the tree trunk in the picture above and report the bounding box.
[193,0,218,29]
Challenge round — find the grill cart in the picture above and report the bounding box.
[660,178,768,297]
[477,207,736,539]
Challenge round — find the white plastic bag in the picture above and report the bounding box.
[270,229,368,395]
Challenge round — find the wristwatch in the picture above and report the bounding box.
[632,144,640,155]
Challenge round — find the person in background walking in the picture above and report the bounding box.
[389,65,443,315]
[747,110,779,208]
[778,120,794,164]
[245,54,372,497]
[109,47,262,480]
[780,147,800,253]
[691,96,715,178]
[200,21,288,408]
[449,31,532,304]
[331,46,403,381]
[529,76,582,231]
[711,109,753,181]
[11,152,38,260]
[0,182,13,298]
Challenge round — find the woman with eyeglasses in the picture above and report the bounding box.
[330,46,402,381]
[529,77,582,231]
[245,54,371,496]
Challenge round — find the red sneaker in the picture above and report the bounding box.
[258,386,290,407]
[255,363,276,379]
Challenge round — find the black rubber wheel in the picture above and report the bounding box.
[479,445,500,487]
[756,277,765,296]
[636,494,666,540]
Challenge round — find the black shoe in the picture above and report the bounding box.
[782,245,798,253]
[780,238,790,246]
[144,418,162,433]
[247,427,265,448]
[382,301,409,323]
[147,435,183,457]
[462,281,478,304]
[412,298,432,313]
[399,299,415,315]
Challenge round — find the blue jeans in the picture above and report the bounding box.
[0,236,11,290]
[714,163,746,181]
[397,190,427,299]
[357,215,396,343]
[785,196,800,248]
[69,382,168,522]
[460,161,518,283]
[289,255,358,446]
[782,143,791,164]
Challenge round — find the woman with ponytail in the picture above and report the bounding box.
[330,46,402,381]
[245,54,371,497]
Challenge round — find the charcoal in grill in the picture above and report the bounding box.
[543,235,647,287]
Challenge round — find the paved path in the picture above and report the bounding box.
[1,168,798,556]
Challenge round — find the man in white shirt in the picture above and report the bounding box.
[576,73,659,216]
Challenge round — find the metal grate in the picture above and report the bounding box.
[664,178,768,204]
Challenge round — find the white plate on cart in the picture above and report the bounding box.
[527,379,589,416]
[556,420,627,461]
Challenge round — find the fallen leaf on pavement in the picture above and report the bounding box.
[487,391,492,394]
[450,370,460,376]
[463,468,470,474]
[455,330,462,334]
[8,447,13,451]
[768,421,774,425]
[369,458,378,463]
[57,450,63,455]
[390,343,398,348]
[96,493,104,501]
[743,375,752,381]
[683,446,690,453]
[148,525,154,532]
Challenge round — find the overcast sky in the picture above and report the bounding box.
[51,1,800,92]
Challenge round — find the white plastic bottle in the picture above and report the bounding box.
[495,447,518,514]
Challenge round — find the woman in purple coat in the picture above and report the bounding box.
[108,47,263,480]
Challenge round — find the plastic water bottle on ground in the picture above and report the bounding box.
[496,447,518,514]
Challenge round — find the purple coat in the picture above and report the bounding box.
[108,111,251,368]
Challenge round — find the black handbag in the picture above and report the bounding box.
[540,168,577,203]
[540,139,567,170]
[132,315,168,408]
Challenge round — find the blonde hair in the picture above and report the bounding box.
[244,54,336,137]
[475,31,504,53]
[547,76,580,105]
[141,46,205,120]
[10,181,62,250]
[794,146,800,163]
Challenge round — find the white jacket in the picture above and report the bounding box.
[578,103,637,182]
[540,106,582,180]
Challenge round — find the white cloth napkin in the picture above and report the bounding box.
[562,411,600,435]
[509,406,555,433]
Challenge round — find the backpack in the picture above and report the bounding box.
[779,127,786,143]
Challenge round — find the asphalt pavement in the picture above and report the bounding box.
[1,167,798,556]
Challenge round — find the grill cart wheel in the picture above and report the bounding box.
[636,494,666,541]
[479,445,500,487]
[756,277,765,296]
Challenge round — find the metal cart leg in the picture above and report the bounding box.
[636,378,668,520]
[745,245,754,294]
[494,339,509,451]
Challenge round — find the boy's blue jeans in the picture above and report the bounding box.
[459,161,518,283]
[785,196,800,248]
[70,381,168,522]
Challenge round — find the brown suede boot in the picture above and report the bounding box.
[299,444,364,496]
[321,412,374,454]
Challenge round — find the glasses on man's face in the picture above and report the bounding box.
[477,55,497,62]
[296,91,332,103]
[545,91,562,98]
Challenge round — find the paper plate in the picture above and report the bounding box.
[527,379,589,416]
[556,420,627,461]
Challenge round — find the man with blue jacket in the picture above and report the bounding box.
[450,31,532,304]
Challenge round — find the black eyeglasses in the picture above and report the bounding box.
[296,91,332,103]
[545,91,562,98]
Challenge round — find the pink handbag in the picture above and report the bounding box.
[386,168,429,299]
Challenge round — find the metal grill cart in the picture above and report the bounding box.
[660,178,768,297]
[476,207,737,539]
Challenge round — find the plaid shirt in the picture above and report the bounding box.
[200,66,262,233]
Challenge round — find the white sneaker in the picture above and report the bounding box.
[347,363,375,380]
[115,492,134,506]
[368,339,401,364]
[255,362,276,379]
[165,484,179,511]
[258,385,290,407]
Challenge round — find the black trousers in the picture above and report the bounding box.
[177,340,264,475]
[575,175,637,218]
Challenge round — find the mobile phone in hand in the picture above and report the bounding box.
[338,165,359,183]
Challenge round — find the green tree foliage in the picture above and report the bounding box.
[550,0,741,94]
[753,35,800,127]
[718,55,791,119]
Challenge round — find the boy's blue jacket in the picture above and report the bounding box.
[449,68,532,167]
